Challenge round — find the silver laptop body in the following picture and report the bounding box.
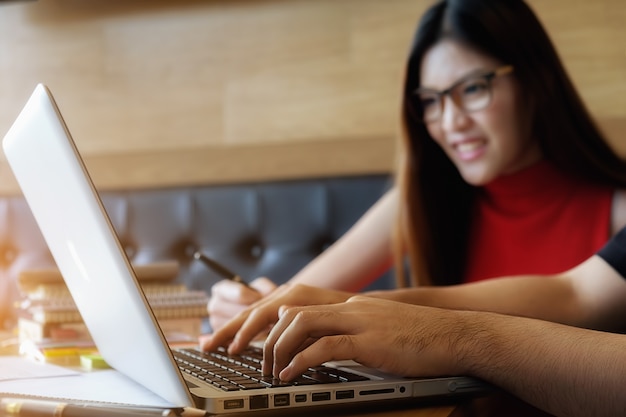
[2,84,489,414]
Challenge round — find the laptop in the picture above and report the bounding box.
[2,84,490,414]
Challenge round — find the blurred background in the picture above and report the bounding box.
[0,0,623,195]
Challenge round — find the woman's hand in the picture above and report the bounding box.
[261,296,470,381]
[200,284,354,353]
[207,277,277,332]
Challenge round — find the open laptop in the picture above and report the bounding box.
[2,84,490,414]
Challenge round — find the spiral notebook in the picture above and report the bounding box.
[2,84,491,414]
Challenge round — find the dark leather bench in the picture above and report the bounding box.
[0,174,394,329]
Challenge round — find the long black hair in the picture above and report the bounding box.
[395,0,626,286]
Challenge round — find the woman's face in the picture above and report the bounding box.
[419,39,541,186]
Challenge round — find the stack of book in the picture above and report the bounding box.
[16,261,208,344]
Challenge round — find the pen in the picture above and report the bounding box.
[0,397,207,417]
[192,251,250,287]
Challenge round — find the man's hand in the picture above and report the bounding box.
[261,296,470,380]
[200,284,353,353]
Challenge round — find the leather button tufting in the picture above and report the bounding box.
[235,237,264,263]
[249,243,263,259]
[184,243,197,258]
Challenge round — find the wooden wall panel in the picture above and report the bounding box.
[0,0,623,194]
[528,0,626,153]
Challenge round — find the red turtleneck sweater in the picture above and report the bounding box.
[464,161,613,283]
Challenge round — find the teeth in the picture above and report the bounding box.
[456,142,482,153]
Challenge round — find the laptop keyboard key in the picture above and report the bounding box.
[173,348,368,392]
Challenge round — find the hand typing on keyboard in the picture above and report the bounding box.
[259,297,467,381]
[174,346,368,392]
[199,284,352,355]
[198,286,468,383]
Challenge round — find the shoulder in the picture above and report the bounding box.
[610,189,626,235]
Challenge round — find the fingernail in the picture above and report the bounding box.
[279,364,292,381]
[228,339,239,354]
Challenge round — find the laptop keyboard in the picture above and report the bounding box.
[174,346,369,392]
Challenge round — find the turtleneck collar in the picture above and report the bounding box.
[477,160,582,214]
[481,159,572,198]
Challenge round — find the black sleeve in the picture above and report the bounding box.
[597,227,626,279]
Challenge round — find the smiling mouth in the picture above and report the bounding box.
[453,140,486,160]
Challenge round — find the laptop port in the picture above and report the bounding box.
[223,399,244,410]
[336,390,355,400]
[359,388,395,396]
[274,394,290,407]
[294,394,307,403]
[250,394,269,409]
[311,392,331,402]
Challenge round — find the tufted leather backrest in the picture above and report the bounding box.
[0,174,394,329]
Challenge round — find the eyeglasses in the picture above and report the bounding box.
[409,65,514,123]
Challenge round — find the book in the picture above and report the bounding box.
[17,317,93,342]
[17,261,180,294]
[21,282,189,301]
[18,338,99,366]
[18,315,204,343]
[18,287,206,310]
[17,289,208,323]
[15,262,208,344]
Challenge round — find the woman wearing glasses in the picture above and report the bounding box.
[206,0,626,332]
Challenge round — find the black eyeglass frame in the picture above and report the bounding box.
[408,65,514,123]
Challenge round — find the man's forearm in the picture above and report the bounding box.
[455,311,626,417]
[365,275,584,326]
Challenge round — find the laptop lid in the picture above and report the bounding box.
[2,84,195,407]
[3,84,489,414]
